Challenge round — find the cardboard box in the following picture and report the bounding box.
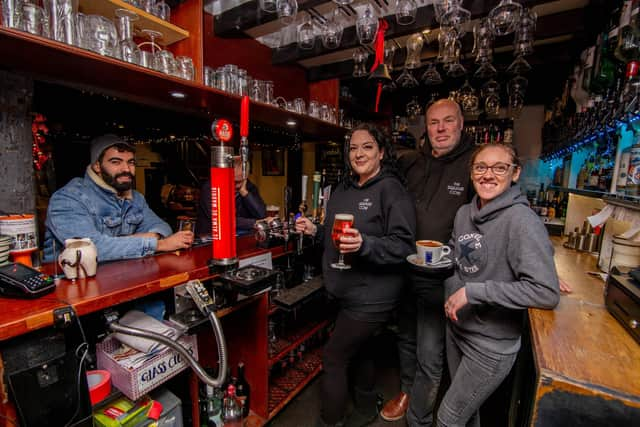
[97,334,198,401]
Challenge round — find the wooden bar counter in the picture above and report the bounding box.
[527,237,640,425]
[0,236,286,342]
[0,236,292,426]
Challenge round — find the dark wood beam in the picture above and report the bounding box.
[213,0,329,37]
[272,0,554,65]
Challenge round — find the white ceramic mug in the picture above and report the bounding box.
[416,240,451,265]
[58,238,98,280]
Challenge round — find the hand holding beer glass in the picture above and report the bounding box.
[331,213,354,270]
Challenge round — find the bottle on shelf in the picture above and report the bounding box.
[235,362,251,418]
[221,384,243,427]
[202,385,223,427]
[615,146,632,194]
[615,1,640,64]
[626,138,640,196]
[577,162,589,189]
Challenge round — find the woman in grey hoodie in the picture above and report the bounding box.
[437,144,560,427]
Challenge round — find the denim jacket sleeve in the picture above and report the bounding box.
[133,193,173,238]
[45,187,167,262]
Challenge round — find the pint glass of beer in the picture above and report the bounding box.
[330,213,354,270]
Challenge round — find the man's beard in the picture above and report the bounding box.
[102,171,134,192]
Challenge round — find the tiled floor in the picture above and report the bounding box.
[267,329,408,427]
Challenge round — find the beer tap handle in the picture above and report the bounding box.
[240,96,250,180]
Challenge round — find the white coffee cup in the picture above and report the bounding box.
[58,238,98,280]
[416,240,451,265]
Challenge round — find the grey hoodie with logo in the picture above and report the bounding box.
[445,184,560,355]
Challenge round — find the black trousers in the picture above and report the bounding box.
[320,309,385,424]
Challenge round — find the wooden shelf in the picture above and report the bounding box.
[78,0,189,45]
[0,28,347,140]
[268,348,323,419]
[268,319,329,367]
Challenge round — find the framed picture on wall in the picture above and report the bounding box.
[262,148,285,176]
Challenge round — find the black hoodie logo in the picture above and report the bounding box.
[358,198,373,211]
[456,233,486,276]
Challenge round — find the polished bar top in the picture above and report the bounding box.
[0,237,288,341]
[530,237,640,407]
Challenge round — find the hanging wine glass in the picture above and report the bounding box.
[459,80,479,114]
[396,68,419,88]
[507,54,532,75]
[396,0,417,26]
[513,8,537,56]
[433,0,461,23]
[488,0,523,36]
[440,5,471,38]
[276,0,297,24]
[508,75,527,118]
[260,0,277,13]
[322,8,344,49]
[446,61,467,78]
[384,42,397,72]
[406,96,423,120]
[482,79,501,116]
[474,62,497,79]
[405,33,424,69]
[473,19,494,60]
[352,49,369,78]
[437,27,459,64]
[421,62,443,86]
[298,12,315,50]
[356,3,378,45]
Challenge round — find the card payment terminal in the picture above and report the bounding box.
[0,263,55,298]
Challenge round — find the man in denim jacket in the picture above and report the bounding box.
[43,134,193,262]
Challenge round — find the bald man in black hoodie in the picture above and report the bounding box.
[381,99,475,426]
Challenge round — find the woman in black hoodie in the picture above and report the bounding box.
[296,124,416,427]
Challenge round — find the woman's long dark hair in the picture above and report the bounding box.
[341,123,404,188]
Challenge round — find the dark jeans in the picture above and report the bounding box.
[397,276,447,427]
[321,309,385,424]
[436,326,517,427]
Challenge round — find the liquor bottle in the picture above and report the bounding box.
[547,193,556,220]
[588,159,600,189]
[576,163,588,189]
[591,32,617,94]
[221,384,243,427]
[202,386,223,427]
[626,138,640,196]
[615,1,640,63]
[560,194,568,220]
[235,363,251,418]
[616,146,631,195]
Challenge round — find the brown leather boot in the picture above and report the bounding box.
[379,392,409,422]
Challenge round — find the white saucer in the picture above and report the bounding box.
[406,254,454,270]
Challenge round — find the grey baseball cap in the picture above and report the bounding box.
[90,134,135,164]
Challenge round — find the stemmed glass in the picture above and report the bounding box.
[421,62,443,86]
[356,3,378,45]
[331,213,354,270]
[298,12,315,50]
[276,0,297,24]
[115,9,141,65]
[488,0,523,36]
[322,8,344,49]
[396,0,417,26]
[140,29,162,69]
